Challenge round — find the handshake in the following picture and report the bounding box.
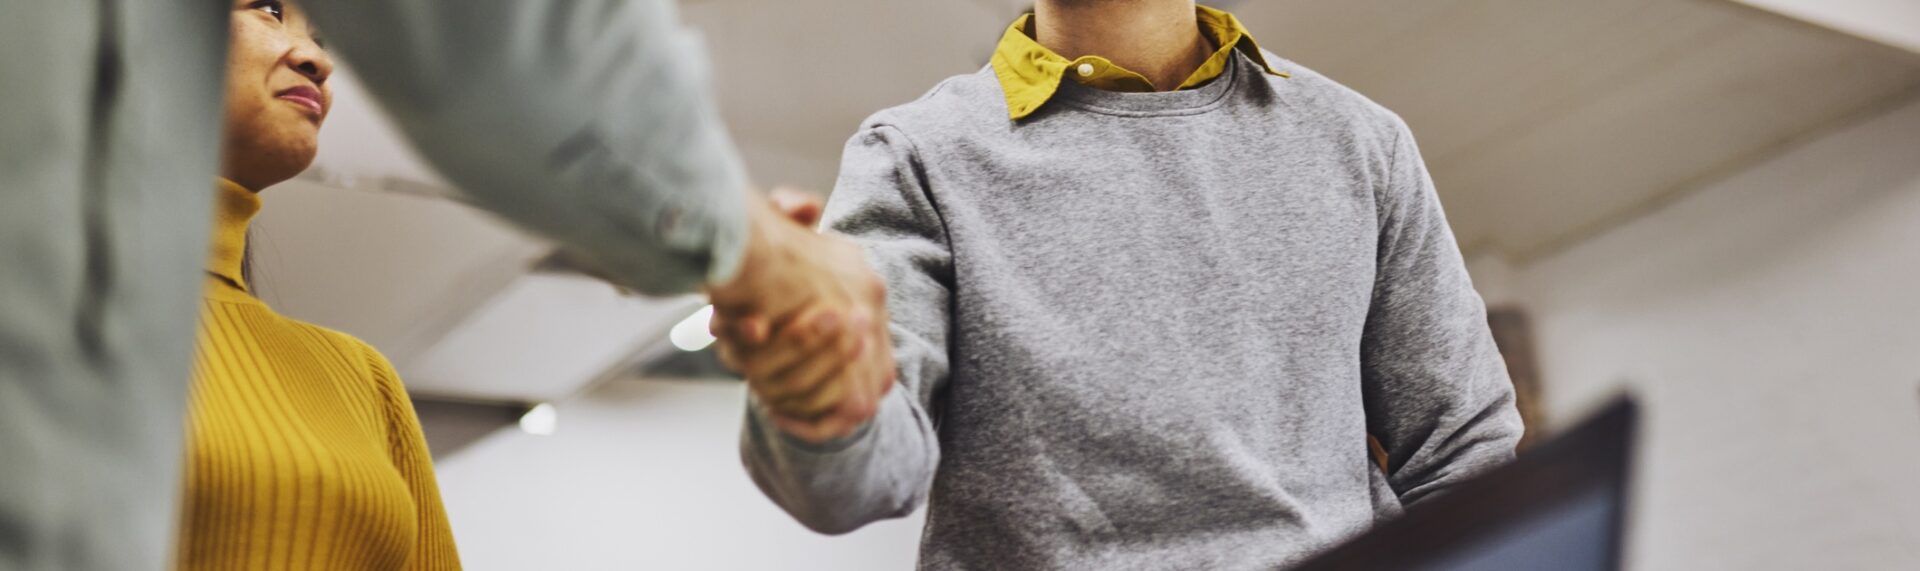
[704,188,896,444]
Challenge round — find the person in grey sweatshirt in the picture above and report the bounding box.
[729,2,1524,568]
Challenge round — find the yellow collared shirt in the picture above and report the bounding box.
[988,4,1289,120]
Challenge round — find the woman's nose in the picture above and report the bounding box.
[289,40,333,86]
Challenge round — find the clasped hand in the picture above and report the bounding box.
[705,189,896,443]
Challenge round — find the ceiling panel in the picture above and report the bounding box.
[1730,0,1920,54]
[1234,0,1920,258]
[686,0,1011,190]
[306,69,453,196]
[249,179,549,366]
[403,275,703,401]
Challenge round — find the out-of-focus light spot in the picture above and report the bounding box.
[670,305,717,352]
[519,403,557,436]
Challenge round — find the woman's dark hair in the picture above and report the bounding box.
[241,232,257,295]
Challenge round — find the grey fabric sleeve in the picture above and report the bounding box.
[1362,118,1525,505]
[0,3,227,569]
[739,125,948,534]
[303,0,749,294]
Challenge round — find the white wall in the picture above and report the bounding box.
[1508,97,1920,569]
[433,379,924,571]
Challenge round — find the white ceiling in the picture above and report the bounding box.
[260,0,1920,402]
[1730,0,1920,54]
[1235,0,1920,259]
[686,0,1920,259]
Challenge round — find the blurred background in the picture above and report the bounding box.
[245,0,1920,569]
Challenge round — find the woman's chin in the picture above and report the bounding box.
[272,135,320,171]
[246,148,319,189]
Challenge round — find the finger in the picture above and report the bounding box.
[789,362,887,442]
[777,311,891,421]
[827,375,881,427]
[734,314,771,347]
[845,306,873,337]
[714,338,744,372]
[708,308,765,353]
[712,308,764,344]
[779,318,886,422]
[762,321,868,409]
[708,307,733,340]
[742,307,846,384]
[814,315,894,426]
[743,308,842,384]
[763,333,868,418]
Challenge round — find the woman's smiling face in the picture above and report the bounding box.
[220,0,333,190]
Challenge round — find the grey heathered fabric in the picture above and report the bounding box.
[741,51,1523,570]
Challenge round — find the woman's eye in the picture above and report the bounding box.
[249,0,285,22]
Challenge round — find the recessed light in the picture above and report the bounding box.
[670,305,718,352]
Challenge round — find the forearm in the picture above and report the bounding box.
[739,388,939,535]
[305,0,749,294]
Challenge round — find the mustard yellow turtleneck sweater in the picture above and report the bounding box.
[179,179,460,570]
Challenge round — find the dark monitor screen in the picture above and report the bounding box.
[1292,398,1637,571]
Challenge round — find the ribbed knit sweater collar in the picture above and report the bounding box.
[208,178,261,293]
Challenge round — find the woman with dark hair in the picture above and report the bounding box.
[179,1,458,568]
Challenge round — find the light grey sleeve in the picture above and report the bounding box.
[1362,118,1524,505]
[0,3,227,569]
[302,0,748,295]
[740,125,948,535]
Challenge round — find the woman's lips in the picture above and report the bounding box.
[276,86,324,118]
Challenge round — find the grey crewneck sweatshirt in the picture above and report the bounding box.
[741,51,1522,570]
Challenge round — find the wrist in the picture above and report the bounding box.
[757,401,877,452]
[708,193,779,304]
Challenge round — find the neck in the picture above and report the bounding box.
[1034,0,1209,91]
[217,169,268,193]
[208,178,263,293]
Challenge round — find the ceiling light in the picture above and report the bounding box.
[670,305,717,352]
[519,402,557,436]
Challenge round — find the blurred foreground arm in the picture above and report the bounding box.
[303,0,748,295]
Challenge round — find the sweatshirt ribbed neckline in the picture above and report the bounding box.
[1049,49,1248,118]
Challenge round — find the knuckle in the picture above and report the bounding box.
[752,368,789,388]
[778,321,813,345]
[804,395,839,416]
